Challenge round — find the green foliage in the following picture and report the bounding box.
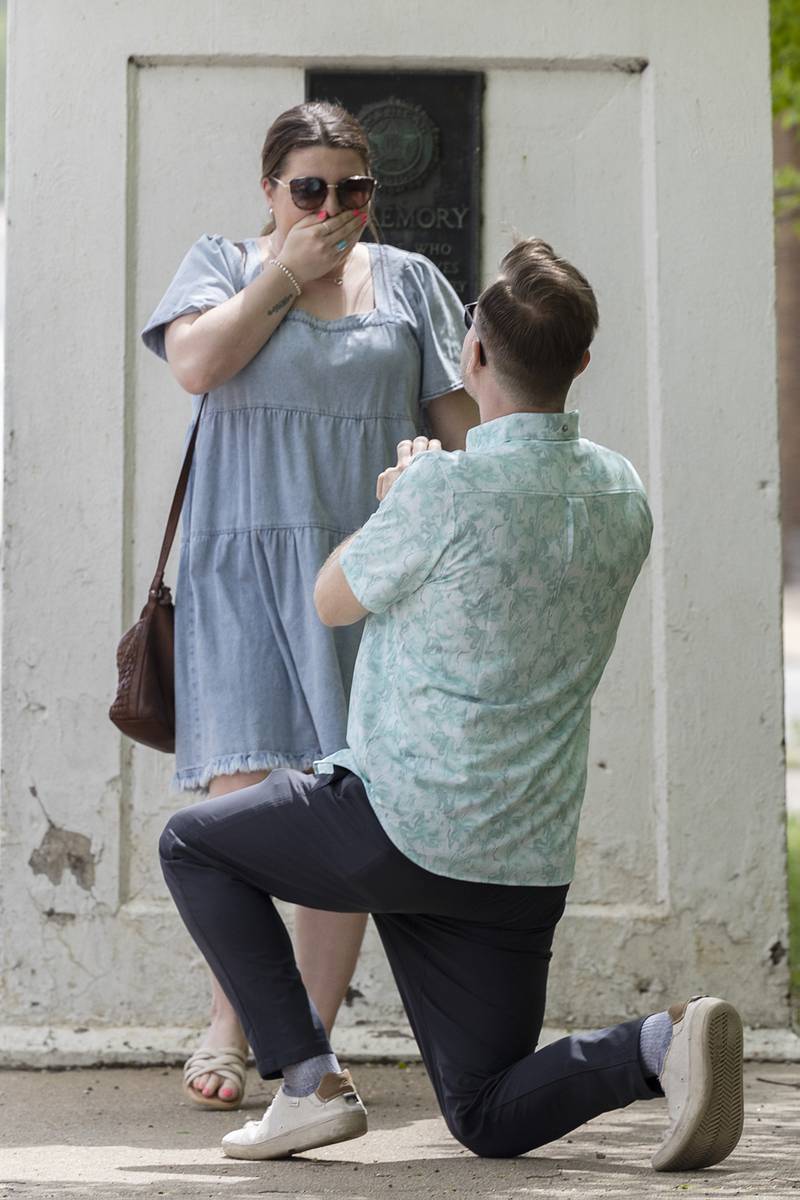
[773,0,800,128]
[777,164,800,236]
[773,0,800,234]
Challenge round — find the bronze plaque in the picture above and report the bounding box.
[306,71,483,302]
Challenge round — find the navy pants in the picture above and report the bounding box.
[160,765,658,1157]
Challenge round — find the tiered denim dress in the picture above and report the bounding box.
[142,235,464,790]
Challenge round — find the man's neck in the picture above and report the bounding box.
[476,387,566,425]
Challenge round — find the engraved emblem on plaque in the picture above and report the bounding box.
[357,98,440,193]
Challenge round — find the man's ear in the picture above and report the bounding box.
[574,349,591,378]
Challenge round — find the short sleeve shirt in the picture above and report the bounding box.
[316,411,653,886]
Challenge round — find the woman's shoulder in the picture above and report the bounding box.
[374,241,438,276]
[141,235,249,354]
[373,243,453,301]
[168,234,255,292]
[373,243,462,327]
[193,232,244,249]
[182,232,230,254]
[182,233,249,268]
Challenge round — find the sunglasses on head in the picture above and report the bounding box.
[464,301,487,365]
[269,174,377,212]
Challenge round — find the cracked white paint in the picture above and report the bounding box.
[0,0,790,1063]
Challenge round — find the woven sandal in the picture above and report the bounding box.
[182,1045,248,1110]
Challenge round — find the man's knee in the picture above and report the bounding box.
[447,1110,502,1158]
[446,1105,532,1159]
[158,806,198,865]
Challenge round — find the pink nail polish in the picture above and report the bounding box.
[360,214,368,225]
[317,210,327,222]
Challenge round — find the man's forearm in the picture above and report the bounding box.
[318,530,360,581]
[314,531,368,627]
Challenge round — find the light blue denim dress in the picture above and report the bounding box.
[141,235,464,790]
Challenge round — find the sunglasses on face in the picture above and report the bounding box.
[464,301,487,365]
[269,174,377,212]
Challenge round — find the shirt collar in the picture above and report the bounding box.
[466,410,580,452]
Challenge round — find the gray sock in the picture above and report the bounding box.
[282,1051,341,1098]
[639,1010,673,1079]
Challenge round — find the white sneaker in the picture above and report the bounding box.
[652,995,744,1172]
[221,1069,367,1161]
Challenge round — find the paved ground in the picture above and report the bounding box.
[1,1062,799,1199]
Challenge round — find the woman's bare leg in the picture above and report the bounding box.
[189,768,367,1101]
[294,907,369,1033]
[189,770,268,1102]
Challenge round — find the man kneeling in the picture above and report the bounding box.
[160,238,744,1171]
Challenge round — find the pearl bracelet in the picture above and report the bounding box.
[268,258,302,297]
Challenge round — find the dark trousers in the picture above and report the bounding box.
[160,766,658,1157]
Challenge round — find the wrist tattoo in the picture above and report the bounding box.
[267,293,293,317]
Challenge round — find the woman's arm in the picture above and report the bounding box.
[164,209,364,394]
[426,389,480,451]
[164,263,300,395]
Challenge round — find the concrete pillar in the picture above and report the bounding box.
[2,0,795,1065]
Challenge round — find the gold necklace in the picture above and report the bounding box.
[322,262,346,287]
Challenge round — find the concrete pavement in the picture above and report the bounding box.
[1,1061,799,1199]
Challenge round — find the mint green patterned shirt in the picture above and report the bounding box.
[315,411,652,886]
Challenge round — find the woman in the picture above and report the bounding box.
[142,101,477,1108]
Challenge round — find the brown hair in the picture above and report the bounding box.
[477,239,599,407]
[259,101,379,239]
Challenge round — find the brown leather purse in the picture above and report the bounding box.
[109,394,208,752]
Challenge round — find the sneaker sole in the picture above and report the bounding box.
[222,1107,368,1161]
[652,998,744,1172]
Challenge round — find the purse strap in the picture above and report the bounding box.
[149,392,208,597]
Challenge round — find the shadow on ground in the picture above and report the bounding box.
[1,1062,799,1198]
